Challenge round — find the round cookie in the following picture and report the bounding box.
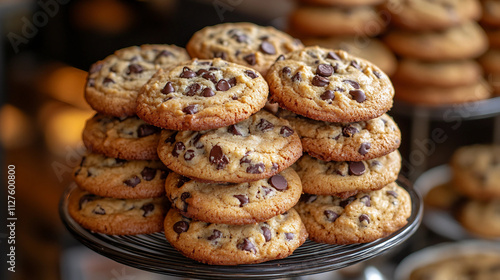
[394,81,491,105]
[478,48,500,74]
[294,182,411,244]
[294,151,401,197]
[383,21,488,61]
[73,153,169,199]
[278,110,401,162]
[68,187,168,235]
[157,110,302,183]
[165,168,302,225]
[82,114,161,160]
[266,47,394,123]
[302,37,397,76]
[186,22,303,76]
[85,44,190,117]
[393,59,483,88]
[163,208,307,265]
[136,58,268,131]
[298,0,385,6]
[480,0,500,28]
[289,5,386,37]
[384,0,481,31]
[450,145,500,200]
[458,199,500,238]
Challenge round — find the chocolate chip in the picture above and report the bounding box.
[210,145,229,170]
[141,167,156,181]
[276,54,285,61]
[292,72,302,82]
[245,70,258,79]
[359,214,370,224]
[74,168,81,177]
[185,83,201,96]
[373,70,382,79]
[359,142,371,155]
[192,133,204,149]
[282,67,292,76]
[247,163,265,174]
[137,124,159,137]
[160,169,169,179]
[371,160,381,168]
[127,64,143,75]
[213,51,227,59]
[342,125,359,137]
[124,176,141,187]
[177,176,191,188]
[259,35,269,40]
[324,210,339,222]
[228,125,242,135]
[209,67,219,71]
[269,174,287,191]
[302,194,317,203]
[234,194,249,207]
[237,238,256,253]
[87,78,95,87]
[261,186,273,197]
[164,132,177,144]
[348,162,366,176]
[172,142,185,157]
[184,149,195,161]
[93,206,106,215]
[181,192,190,202]
[271,163,278,170]
[340,196,356,208]
[260,41,276,55]
[350,90,366,103]
[180,67,196,78]
[173,221,189,234]
[103,78,115,85]
[386,190,398,198]
[360,195,371,207]
[321,90,335,101]
[115,158,127,165]
[350,61,361,70]
[89,63,103,74]
[208,229,222,241]
[240,152,251,164]
[327,51,341,61]
[228,77,237,87]
[79,194,97,209]
[343,80,360,89]
[216,79,230,91]
[202,72,217,83]
[279,126,294,137]
[183,105,198,115]
[312,75,329,87]
[202,88,215,97]
[141,203,154,217]
[261,227,271,242]
[285,233,294,241]
[257,119,274,132]
[156,50,173,59]
[243,53,256,65]
[316,64,334,77]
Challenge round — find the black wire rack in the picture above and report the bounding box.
[59,179,422,280]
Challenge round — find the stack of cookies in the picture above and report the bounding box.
[383,0,492,104]
[479,0,500,96]
[288,0,397,76]
[266,46,412,244]
[133,23,309,265]
[69,44,191,235]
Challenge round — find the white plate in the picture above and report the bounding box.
[394,240,500,280]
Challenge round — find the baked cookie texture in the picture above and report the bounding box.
[295,182,411,244]
[458,199,500,238]
[82,114,161,160]
[297,0,384,6]
[278,110,401,162]
[186,22,303,76]
[73,153,169,199]
[157,110,302,183]
[165,168,302,225]
[136,58,268,131]
[68,187,168,235]
[294,151,401,197]
[85,44,190,117]
[266,47,394,123]
[164,208,307,265]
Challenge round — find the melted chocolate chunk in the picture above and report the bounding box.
[181,192,190,202]
[302,194,317,203]
[358,142,371,155]
[234,194,249,207]
[103,78,115,85]
[172,142,185,157]
[213,51,227,59]
[209,145,229,169]
[324,210,339,222]
[342,125,359,137]
[180,67,196,78]
[173,221,189,234]
[184,149,195,161]
[177,176,191,188]
[141,167,156,181]
[327,51,341,61]
[202,88,215,97]
[279,126,294,137]
[282,67,292,76]
[269,174,288,191]
[92,206,106,215]
[276,54,285,61]
[261,227,272,242]
[228,77,237,87]
[137,124,159,137]
[285,233,294,241]
[360,195,371,207]
[316,64,334,77]
[260,41,276,55]
[87,78,95,87]
[271,163,279,170]
[164,132,178,144]
[192,133,204,149]
[257,119,274,132]
[373,70,382,79]
[127,64,143,75]
[245,70,258,79]
[348,162,366,176]
[228,125,242,135]
[343,79,360,89]
[237,238,256,253]
[182,105,198,115]
[340,196,356,208]
[208,229,222,241]
[350,61,361,70]
[312,75,329,87]
[141,203,154,217]
[89,63,103,74]
[79,194,97,210]
[359,214,370,224]
[386,190,398,198]
[244,53,256,65]
[202,72,217,83]
[216,79,231,91]
[185,83,201,96]
[247,163,265,174]
[292,72,302,82]
[156,50,173,59]
[320,90,335,101]
[124,176,141,187]
[350,89,366,103]
[240,152,252,164]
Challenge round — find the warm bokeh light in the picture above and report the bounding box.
[0,104,34,149]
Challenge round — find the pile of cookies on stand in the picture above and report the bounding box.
[67,22,412,265]
[479,0,500,96]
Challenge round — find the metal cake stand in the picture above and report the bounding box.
[59,179,422,280]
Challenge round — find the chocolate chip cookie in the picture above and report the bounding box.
[73,153,169,199]
[295,182,411,244]
[82,114,162,160]
[267,47,394,123]
[294,151,401,197]
[163,208,307,265]
[85,44,190,117]
[136,58,269,131]
[165,168,302,225]
[458,198,500,238]
[278,110,401,162]
[186,22,303,76]
[68,186,168,235]
[157,110,302,183]
[298,0,384,6]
